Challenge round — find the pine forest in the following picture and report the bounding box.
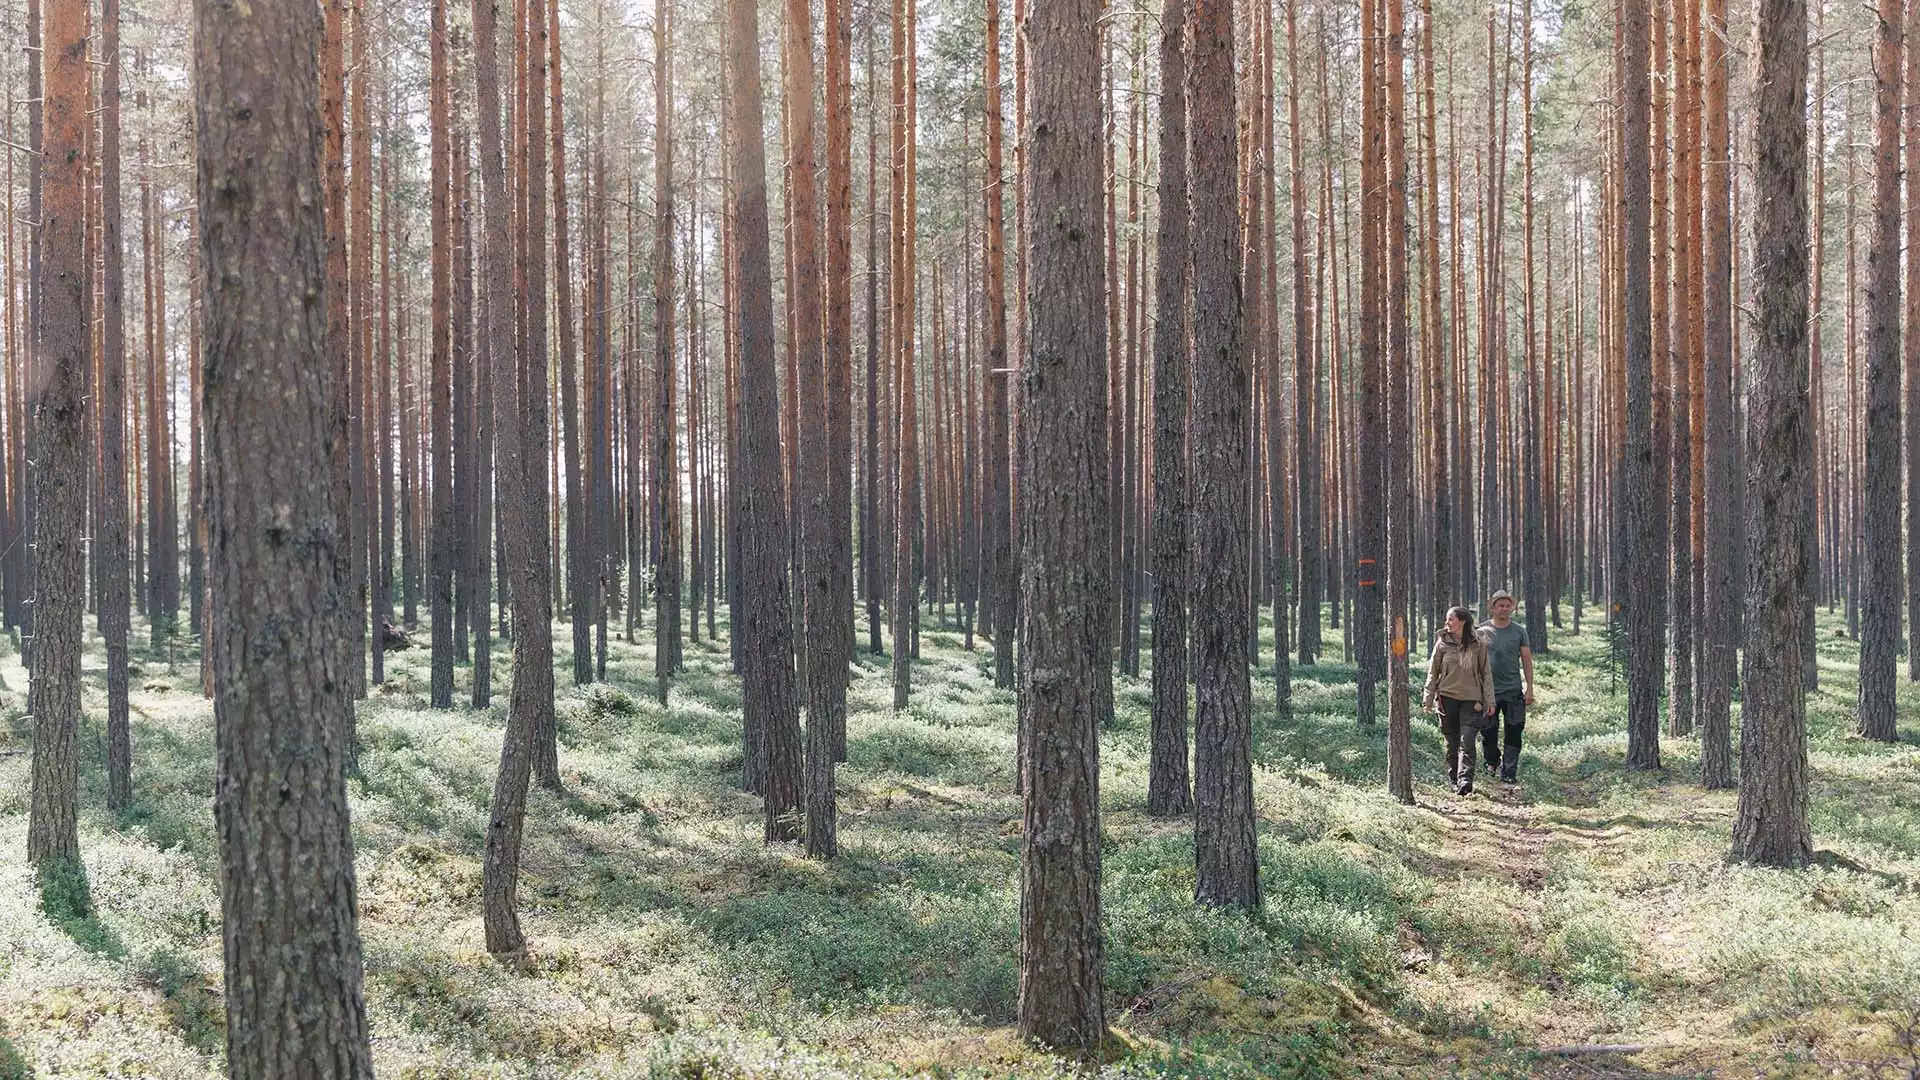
[1,0,1918,1073]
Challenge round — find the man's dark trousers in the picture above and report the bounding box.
[1480,694,1526,780]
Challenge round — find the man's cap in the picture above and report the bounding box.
[1489,589,1515,604]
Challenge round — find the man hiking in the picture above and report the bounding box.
[1478,589,1535,783]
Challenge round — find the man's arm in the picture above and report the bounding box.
[1521,644,1536,705]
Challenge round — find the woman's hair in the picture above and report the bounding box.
[1446,606,1478,645]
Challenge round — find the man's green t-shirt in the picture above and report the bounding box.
[1479,620,1527,697]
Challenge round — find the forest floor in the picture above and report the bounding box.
[1,602,1918,1078]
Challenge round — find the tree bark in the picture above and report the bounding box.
[429,0,456,709]
[1147,0,1191,819]
[26,0,89,873]
[1734,0,1813,867]
[725,0,802,842]
[1189,0,1260,910]
[654,0,682,701]
[194,0,376,1066]
[100,0,132,814]
[1857,0,1902,741]
[1621,0,1662,770]
[1016,0,1109,1052]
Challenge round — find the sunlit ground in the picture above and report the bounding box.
[1,597,1915,1078]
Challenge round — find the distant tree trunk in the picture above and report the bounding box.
[429,0,456,710]
[1352,0,1385,728]
[26,0,89,872]
[321,0,362,701]
[1384,0,1413,805]
[1189,0,1259,911]
[1621,0,1662,770]
[1146,0,1191,819]
[521,0,561,790]
[1291,0,1321,667]
[100,0,132,814]
[194,0,376,1067]
[1016,0,1109,1053]
[654,0,682,702]
[891,0,921,711]
[823,0,855,762]
[1698,0,1734,786]
[985,0,1016,692]
[1734,0,1813,867]
[725,0,802,842]
[1856,0,1901,742]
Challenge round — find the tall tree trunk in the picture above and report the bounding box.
[1292,0,1322,667]
[429,0,456,709]
[985,0,1016,691]
[1190,0,1259,911]
[823,0,855,761]
[1621,0,1662,770]
[1384,0,1413,804]
[25,0,89,873]
[654,0,682,700]
[194,0,376,1067]
[479,0,561,960]
[1016,0,1109,1052]
[1697,0,1734,785]
[891,0,922,710]
[1735,0,1813,865]
[788,0,839,859]
[100,0,132,814]
[1857,0,1902,741]
[1146,0,1191,818]
[725,0,802,842]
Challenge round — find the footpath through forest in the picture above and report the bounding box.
[0,610,1916,1078]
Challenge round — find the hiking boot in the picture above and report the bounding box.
[1455,778,1474,796]
[1500,767,1517,784]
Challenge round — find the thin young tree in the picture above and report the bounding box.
[1856,0,1901,742]
[725,0,803,842]
[1017,0,1109,1052]
[1734,0,1813,867]
[25,0,88,874]
[1621,0,1661,770]
[985,0,1016,691]
[788,0,839,858]
[100,0,133,813]
[823,0,856,756]
[1146,0,1191,818]
[1698,0,1734,786]
[429,0,456,709]
[194,0,376,1065]
[654,0,682,702]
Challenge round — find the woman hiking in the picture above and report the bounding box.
[1422,606,1496,795]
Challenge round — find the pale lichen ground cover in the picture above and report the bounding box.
[0,607,1915,1078]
